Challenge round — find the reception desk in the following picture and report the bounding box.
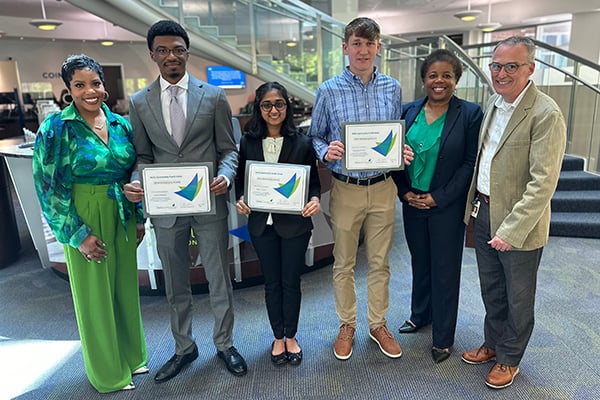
[0,138,334,294]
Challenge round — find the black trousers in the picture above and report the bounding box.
[402,201,465,348]
[473,199,543,366]
[251,226,311,339]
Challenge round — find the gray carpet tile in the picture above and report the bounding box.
[2,195,600,399]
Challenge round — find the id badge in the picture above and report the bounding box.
[471,199,480,218]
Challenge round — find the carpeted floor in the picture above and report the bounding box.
[1,196,599,400]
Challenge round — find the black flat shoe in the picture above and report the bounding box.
[217,346,248,376]
[270,341,288,366]
[432,347,451,363]
[154,344,199,382]
[398,320,418,333]
[286,341,302,366]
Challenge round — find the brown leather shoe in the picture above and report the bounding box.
[461,344,496,365]
[333,324,355,360]
[485,362,519,389]
[369,325,402,358]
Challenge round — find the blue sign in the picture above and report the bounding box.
[206,66,246,89]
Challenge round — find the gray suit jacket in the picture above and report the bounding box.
[129,75,238,229]
[464,82,566,250]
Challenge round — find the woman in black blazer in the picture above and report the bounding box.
[236,82,321,366]
[392,50,483,363]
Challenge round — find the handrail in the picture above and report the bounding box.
[463,39,600,73]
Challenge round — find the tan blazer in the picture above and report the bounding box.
[464,82,566,250]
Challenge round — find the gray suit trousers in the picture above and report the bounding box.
[154,216,234,355]
[473,199,543,366]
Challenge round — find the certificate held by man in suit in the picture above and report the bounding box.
[139,162,216,217]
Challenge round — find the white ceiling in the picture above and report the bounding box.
[0,0,598,43]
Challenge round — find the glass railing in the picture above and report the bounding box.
[465,40,600,173]
[141,0,406,99]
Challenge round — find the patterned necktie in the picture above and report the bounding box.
[168,85,185,146]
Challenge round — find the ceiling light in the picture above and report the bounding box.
[478,1,502,32]
[29,0,62,31]
[478,22,502,32]
[99,23,115,46]
[454,0,482,22]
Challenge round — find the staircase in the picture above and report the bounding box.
[550,155,600,238]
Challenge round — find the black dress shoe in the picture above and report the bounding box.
[398,320,418,334]
[432,347,451,363]
[270,341,288,366]
[154,345,199,382]
[286,345,302,366]
[217,346,248,376]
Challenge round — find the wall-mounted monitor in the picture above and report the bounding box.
[206,66,246,89]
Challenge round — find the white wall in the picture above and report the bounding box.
[0,38,263,115]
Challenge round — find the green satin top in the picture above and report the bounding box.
[405,107,445,191]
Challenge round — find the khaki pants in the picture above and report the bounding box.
[329,177,397,329]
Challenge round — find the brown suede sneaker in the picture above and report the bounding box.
[461,344,496,365]
[369,325,402,358]
[485,362,520,389]
[333,324,355,360]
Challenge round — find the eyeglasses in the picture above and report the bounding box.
[260,100,287,112]
[153,47,188,57]
[489,62,530,74]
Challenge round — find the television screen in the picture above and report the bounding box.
[206,66,246,89]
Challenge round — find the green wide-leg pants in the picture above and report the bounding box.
[64,183,147,393]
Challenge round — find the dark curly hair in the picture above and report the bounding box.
[420,49,463,84]
[61,54,105,89]
[244,82,297,139]
[146,20,190,51]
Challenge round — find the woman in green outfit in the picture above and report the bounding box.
[32,54,148,393]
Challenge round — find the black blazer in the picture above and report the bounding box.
[393,95,483,209]
[236,131,321,239]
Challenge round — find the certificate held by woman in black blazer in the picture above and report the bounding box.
[235,82,321,366]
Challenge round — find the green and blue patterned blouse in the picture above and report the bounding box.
[33,102,143,248]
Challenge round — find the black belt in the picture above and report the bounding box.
[332,172,390,186]
[477,192,490,203]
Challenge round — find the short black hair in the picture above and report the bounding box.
[60,54,105,89]
[146,20,190,51]
[420,49,463,83]
[245,82,297,139]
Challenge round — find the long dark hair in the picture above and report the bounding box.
[244,82,297,139]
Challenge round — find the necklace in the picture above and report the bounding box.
[94,122,104,130]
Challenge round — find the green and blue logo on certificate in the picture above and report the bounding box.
[371,129,397,157]
[175,173,203,201]
[274,173,301,199]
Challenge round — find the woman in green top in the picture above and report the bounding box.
[392,49,483,363]
[32,54,147,392]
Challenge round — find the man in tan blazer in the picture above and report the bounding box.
[461,36,566,389]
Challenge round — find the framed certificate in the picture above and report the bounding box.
[341,120,405,173]
[244,161,310,215]
[139,163,216,217]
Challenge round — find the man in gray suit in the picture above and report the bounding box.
[124,20,247,382]
[461,36,566,389]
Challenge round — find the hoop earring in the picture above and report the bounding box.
[103,91,109,101]
[62,94,73,104]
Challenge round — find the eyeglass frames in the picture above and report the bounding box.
[260,100,287,112]
[488,62,530,74]
[153,47,188,57]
